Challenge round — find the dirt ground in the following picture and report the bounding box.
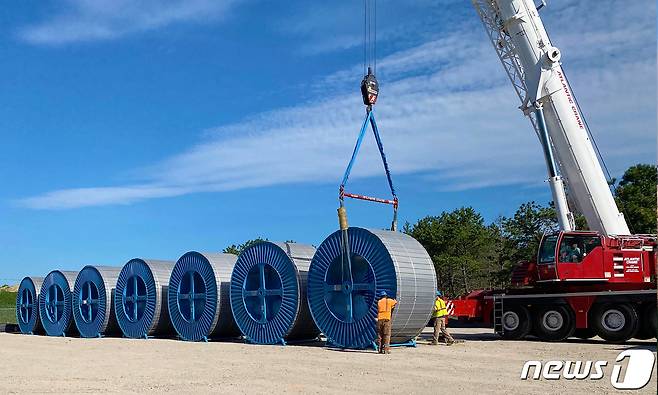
[0,327,655,394]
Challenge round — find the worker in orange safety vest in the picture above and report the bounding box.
[432,291,455,345]
[376,290,397,354]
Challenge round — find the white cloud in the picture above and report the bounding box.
[19,185,190,210]
[17,0,656,209]
[19,0,239,45]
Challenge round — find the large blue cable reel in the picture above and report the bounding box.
[16,276,44,335]
[39,270,80,337]
[168,252,241,341]
[308,227,436,349]
[230,242,320,345]
[72,265,122,338]
[114,259,176,339]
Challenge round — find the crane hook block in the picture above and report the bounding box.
[360,67,379,106]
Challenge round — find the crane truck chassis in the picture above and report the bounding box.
[447,0,657,343]
[450,231,656,343]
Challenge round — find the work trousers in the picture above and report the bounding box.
[433,317,454,344]
[376,319,392,353]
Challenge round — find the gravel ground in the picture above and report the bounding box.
[0,327,655,394]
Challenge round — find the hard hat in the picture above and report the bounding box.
[436,290,442,297]
[377,290,387,298]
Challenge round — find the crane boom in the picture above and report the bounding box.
[472,0,631,236]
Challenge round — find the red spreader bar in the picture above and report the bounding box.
[342,192,398,207]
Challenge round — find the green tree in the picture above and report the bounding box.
[547,200,588,230]
[614,164,657,234]
[223,238,267,255]
[405,207,499,297]
[488,220,516,288]
[500,201,558,263]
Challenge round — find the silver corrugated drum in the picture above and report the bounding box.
[274,242,319,341]
[72,265,122,337]
[16,276,44,334]
[308,227,436,348]
[168,252,240,341]
[114,259,175,338]
[39,270,80,336]
[230,242,320,344]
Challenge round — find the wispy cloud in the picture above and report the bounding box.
[17,0,656,209]
[19,185,190,210]
[277,0,466,56]
[19,0,239,45]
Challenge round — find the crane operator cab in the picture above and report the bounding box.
[537,231,604,281]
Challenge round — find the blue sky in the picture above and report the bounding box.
[0,0,655,282]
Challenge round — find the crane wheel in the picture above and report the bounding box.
[533,305,575,342]
[646,303,657,338]
[500,305,531,340]
[592,303,639,343]
[636,303,657,340]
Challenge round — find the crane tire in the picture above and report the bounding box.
[638,303,657,340]
[533,305,575,342]
[500,305,531,340]
[592,303,639,343]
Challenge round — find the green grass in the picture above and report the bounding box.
[0,291,17,324]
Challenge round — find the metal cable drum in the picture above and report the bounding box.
[72,265,122,338]
[114,259,175,339]
[39,270,80,337]
[168,252,240,341]
[16,276,44,334]
[230,242,320,344]
[308,227,437,349]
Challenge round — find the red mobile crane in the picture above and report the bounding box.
[449,0,657,342]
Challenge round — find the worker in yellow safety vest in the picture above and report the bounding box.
[432,291,455,345]
[376,290,397,354]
